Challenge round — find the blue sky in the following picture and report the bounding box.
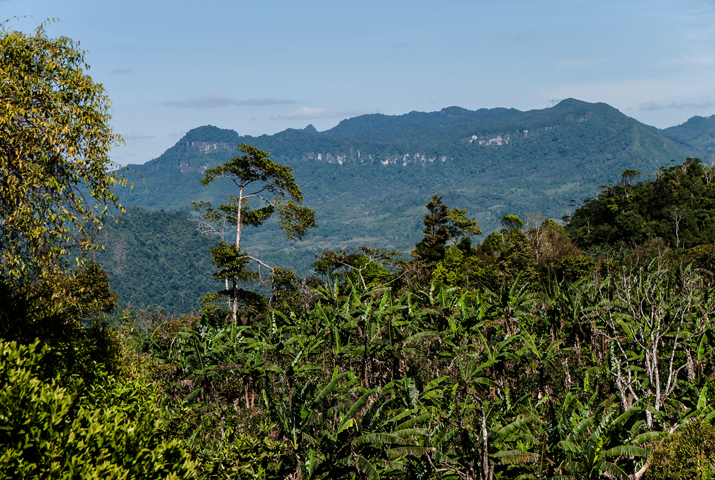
[6,0,715,165]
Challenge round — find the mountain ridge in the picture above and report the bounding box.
[98,98,715,312]
[128,98,688,173]
[115,97,698,254]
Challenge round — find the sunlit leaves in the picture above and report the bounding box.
[0,26,125,281]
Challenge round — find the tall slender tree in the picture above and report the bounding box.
[192,144,316,323]
[413,195,481,264]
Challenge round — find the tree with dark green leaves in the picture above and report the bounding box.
[567,158,715,252]
[0,25,125,378]
[413,195,481,264]
[645,421,715,480]
[0,340,197,479]
[192,144,316,323]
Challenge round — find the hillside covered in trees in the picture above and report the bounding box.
[117,100,693,241]
[6,24,715,480]
[97,98,715,312]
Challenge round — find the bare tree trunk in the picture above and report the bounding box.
[482,404,489,480]
[232,277,239,324]
[232,187,244,324]
[236,186,243,251]
[592,265,707,430]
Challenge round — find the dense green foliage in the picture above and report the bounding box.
[0,25,126,280]
[0,340,197,479]
[567,158,715,253]
[93,207,220,314]
[117,163,715,479]
[645,421,715,479]
[130,258,714,479]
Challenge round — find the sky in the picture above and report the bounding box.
[5,0,715,166]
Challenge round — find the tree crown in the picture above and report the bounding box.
[0,26,125,281]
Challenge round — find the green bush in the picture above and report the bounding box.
[645,421,715,480]
[0,340,197,479]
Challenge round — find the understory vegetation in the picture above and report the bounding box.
[111,159,715,479]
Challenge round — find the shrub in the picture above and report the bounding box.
[0,340,197,479]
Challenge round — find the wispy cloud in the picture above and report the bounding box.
[639,99,715,111]
[546,72,715,119]
[163,94,298,109]
[556,58,604,70]
[274,107,380,120]
[111,67,132,75]
[122,132,155,141]
[238,98,299,106]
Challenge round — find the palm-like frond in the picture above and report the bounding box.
[353,433,404,446]
[356,455,380,479]
[603,445,647,458]
[386,446,435,458]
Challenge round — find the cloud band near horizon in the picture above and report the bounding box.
[163,94,299,109]
[640,99,715,111]
[274,107,380,120]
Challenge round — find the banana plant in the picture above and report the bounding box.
[521,333,571,400]
[539,277,592,352]
[482,273,537,336]
[326,380,435,479]
[263,368,438,479]
[543,392,650,480]
[261,368,355,467]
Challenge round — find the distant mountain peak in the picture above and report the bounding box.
[440,106,470,117]
[303,124,318,134]
[179,125,239,145]
[553,98,588,108]
[661,112,715,154]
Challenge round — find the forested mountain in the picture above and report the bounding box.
[661,113,715,154]
[94,207,220,313]
[96,98,712,311]
[118,99,691,232]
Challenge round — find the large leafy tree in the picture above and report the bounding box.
[0,340,198,478]
[193,144,316,323]
[0,25,126,281]
[413,195,481,264]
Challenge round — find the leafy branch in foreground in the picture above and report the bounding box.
[0,26,126,281]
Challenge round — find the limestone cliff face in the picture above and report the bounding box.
[174,137,456,169]
[298,151,449,166]
[179,141,234,173]
[464,113,590,147]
